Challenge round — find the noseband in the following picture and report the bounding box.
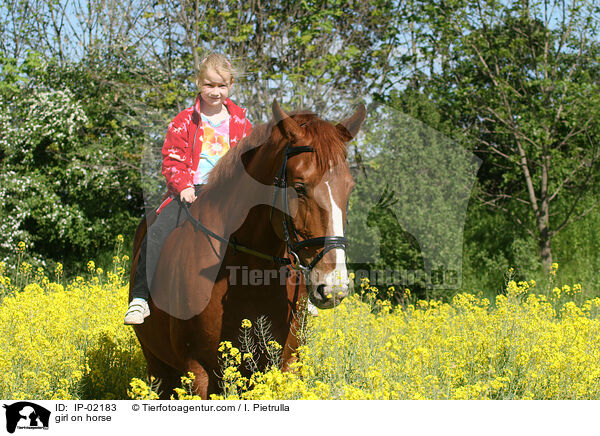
[179,140,349,274]
[271,142,349,272]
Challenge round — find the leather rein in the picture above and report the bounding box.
[178,138,349,273]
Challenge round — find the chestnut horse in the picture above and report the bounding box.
[129,100,365,399]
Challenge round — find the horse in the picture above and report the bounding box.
[129,99,366,399]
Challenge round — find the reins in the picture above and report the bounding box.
[177,198,293,266]
[179,107,293,267]
[180,115,349,273]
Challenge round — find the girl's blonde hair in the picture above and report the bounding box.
[195,53,239,89]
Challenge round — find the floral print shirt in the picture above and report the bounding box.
[193,115,230,185]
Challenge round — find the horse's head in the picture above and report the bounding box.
[269,100,365,309]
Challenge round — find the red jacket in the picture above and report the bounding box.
[157,95,252,213]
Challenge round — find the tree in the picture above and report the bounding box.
[420,0,600,270]
[136,0,404,120]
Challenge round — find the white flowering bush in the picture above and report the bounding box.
[0,88,88,165]
[0,56,148,271]
[0,86,89,266]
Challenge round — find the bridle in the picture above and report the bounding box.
[270,142,349,272]
[178,136,349,274]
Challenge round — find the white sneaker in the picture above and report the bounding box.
[306,299,319,317]
[124,298,150,325]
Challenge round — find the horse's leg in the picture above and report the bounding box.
[140,345,182,400]
[281,278,306,373]
[184,359,213,400]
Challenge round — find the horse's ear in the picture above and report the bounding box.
[336,104,366,142]
[272,99,304,141]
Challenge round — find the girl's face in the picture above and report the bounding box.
[199,67,233,109]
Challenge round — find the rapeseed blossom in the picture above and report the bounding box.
[2,250,600,400]
[210,277,600,400]
[0,264,145,399]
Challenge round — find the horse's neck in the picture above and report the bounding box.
[197,165,278,236]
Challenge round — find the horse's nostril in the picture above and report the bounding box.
[316,284,327,299]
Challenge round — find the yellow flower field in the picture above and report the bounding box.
[202,278,600,400]
[0,257,145,400]
[2,251,600,400]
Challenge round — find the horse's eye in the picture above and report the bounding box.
[294,183,307,197]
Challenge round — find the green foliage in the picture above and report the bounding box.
[0,51,177,271]
[81,331,147,400]
[0,0,599,296]
[162,0,404,120]
[421,0,600,269]
[462,199,539,298]
[348,88,480,301]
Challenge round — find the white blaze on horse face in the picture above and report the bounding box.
[320,180,349,292]
[325,181,344,265]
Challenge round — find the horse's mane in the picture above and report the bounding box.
[204,112,348,195]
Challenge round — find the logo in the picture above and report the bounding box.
[2,402,50,433]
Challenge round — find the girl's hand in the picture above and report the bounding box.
[180,187,196,204]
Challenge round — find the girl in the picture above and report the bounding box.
[124,53,253,324]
